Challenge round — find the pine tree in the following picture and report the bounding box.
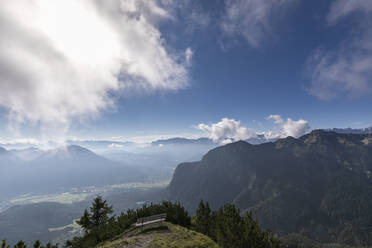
[32,240,40,248]
[13,240,27,248]
[194,200,212,236]
[76,209,92,232]
[1,239,10,248]
[89,196,113,229]
[76,195,113,242]
[43,242,58,248]
[214,204,245,248]
[196,202,280,248]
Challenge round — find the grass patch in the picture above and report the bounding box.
[150,223,219,248]
[95,222,219,248]
[138,225,169,234]
[97,238,136,248]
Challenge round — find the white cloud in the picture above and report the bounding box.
[221,0,294,47]
[307,0,372,99]
[189,8,210,28]
[197,118,257,144]
[265,115,311,139]
[197,116,310,144]
[267,114,283,124]
[185,47,193,66]
[0,138,43,146]
[108,143,124,149]
[327,0,372,24]
[0,0,190,140]
[163,1,210,30]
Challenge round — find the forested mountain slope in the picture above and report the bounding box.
[168,130,372,245]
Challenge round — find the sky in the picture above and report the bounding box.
[0,0,372,145]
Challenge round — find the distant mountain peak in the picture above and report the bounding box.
[310,129,328,134]
[67,145,93,153]
[151,137,215,146]
[0,146,7,153]
[35,145,96,161]
[9,147,44,161]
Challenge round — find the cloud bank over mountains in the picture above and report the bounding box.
[0,0,190,138]
[264,115,311,140]
[0,115,311,148]
[197,115,311,144]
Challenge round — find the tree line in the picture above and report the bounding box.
[1,240,58,248]
[193,200,279,248]
[2,196,279,248]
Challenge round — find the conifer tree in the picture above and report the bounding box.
[76,195,113,242]
[13,240,27,248]
[214,204,245,248]
[1,239,10,248]
[90,196,113,229]
[43,242,58,248]
[194,200,212,236]
[32,240,40,248]
[76,210,92,232]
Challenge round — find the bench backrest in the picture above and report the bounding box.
[136,213,167,224]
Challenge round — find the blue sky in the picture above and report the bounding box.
[0,0,372,144]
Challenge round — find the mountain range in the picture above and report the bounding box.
[151,137,215,146]
[2,125,372,152]
[3,129,372,246]
[167,130,372,246]
[325,126,372,134]
[0,145,145,198]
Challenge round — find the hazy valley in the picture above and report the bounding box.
[0,138,216,245]
[2,130,372,246]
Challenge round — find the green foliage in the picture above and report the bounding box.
[2,239,10,248]
[193,201,280,248]
[33,241,41,248]
[65,196,191,248]
[7,198,278,248]
[13,241,27,248]
[194,200,212,237]
[75,196,113,242]
[0,240,58,248]
[42,243,58,248]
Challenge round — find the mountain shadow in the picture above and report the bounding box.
[167,130,372,246]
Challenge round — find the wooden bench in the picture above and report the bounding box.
[135,213,167,230]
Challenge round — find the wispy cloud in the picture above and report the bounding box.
[0,138,43,146]
[185,47,194,66]
[0,0,190,141]
[221,0,294,47]
[327,0,372,24]
[307,0,372,99]
[164,0,210,31]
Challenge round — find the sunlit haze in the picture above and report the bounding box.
[2,1,372,247]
